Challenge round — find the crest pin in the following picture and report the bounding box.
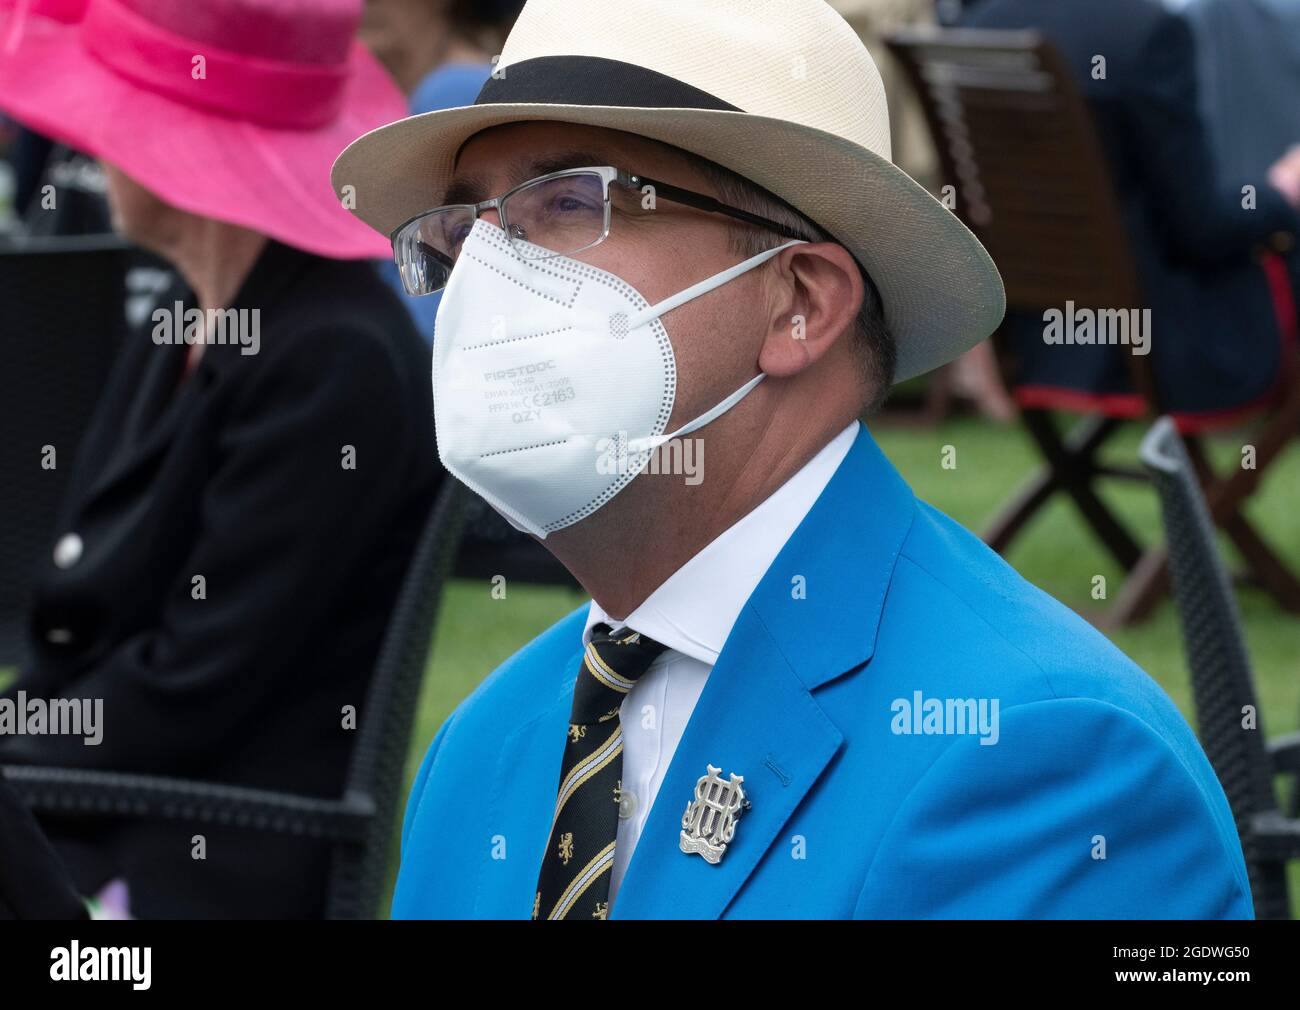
[680,763,751,865]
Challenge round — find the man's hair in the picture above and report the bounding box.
[686,157,897,414]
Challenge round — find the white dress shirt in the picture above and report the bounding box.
[583,420,859,907]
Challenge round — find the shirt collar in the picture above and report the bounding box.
[583,420,860,664]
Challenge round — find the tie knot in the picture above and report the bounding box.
[570,624,667,725]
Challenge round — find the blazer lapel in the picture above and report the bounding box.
[609,605,844,919]
[472,650,581,919]
[471,631,846,921]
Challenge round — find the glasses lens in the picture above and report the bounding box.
[392,206,476,294]
[501,172,607,259]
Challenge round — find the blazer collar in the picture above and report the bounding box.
[608,423,917,918]
[745,422,916,691]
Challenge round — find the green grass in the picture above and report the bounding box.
[399,415,1300,914]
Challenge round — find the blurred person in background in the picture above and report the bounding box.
[1187,0,1300,242]
[960,0,1300,422]
[362,0,526,344]
[0,0,436,919]
[361,0,520,95]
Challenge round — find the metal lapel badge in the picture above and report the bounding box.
[680,764,751,865]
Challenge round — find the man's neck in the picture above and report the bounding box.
[544,410,854,619]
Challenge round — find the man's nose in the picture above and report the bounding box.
[479,206,503,229]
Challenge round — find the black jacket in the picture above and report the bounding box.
[0,239,438,918]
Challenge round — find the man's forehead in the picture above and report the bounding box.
[443,149,601,205]
[443,123,686,203]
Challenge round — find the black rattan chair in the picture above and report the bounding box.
[1140,417,1300,919]
[0,235,134,668]
[2,475,470,919]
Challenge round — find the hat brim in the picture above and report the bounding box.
[0,13,403,260]
[331,102,1006,380]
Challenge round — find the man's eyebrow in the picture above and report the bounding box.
[526,151,610,178]
[442,151,614,207]
[442,171,493,207]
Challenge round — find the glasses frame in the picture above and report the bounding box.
[389,164,815,294]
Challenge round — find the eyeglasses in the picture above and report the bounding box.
[390,165,813,295]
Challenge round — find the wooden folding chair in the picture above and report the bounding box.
[886,27,1300,626]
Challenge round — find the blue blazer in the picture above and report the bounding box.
[393,425,1252,918]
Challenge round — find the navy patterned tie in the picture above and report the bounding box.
[532,623,667,920]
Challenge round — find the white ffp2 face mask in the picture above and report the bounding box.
[431,219,804,538]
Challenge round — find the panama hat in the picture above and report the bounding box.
[0,0,405,260]
[330,0,1005,379]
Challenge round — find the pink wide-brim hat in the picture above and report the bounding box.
[0,0,405,259]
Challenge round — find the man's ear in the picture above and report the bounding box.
[757,242,864,378]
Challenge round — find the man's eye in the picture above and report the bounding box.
[442,221,472,250]
[546,190,599,214]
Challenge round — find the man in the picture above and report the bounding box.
[333,0,1252,918]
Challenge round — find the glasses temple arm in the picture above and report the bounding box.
[630,174,812,243]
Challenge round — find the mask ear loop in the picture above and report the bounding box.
[624,239,807,455]
[627,373,765,454]
[624,239,807,332]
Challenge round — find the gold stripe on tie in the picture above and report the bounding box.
[546,726,624,839]
[548,840,618,920]
[584,643,638,693]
